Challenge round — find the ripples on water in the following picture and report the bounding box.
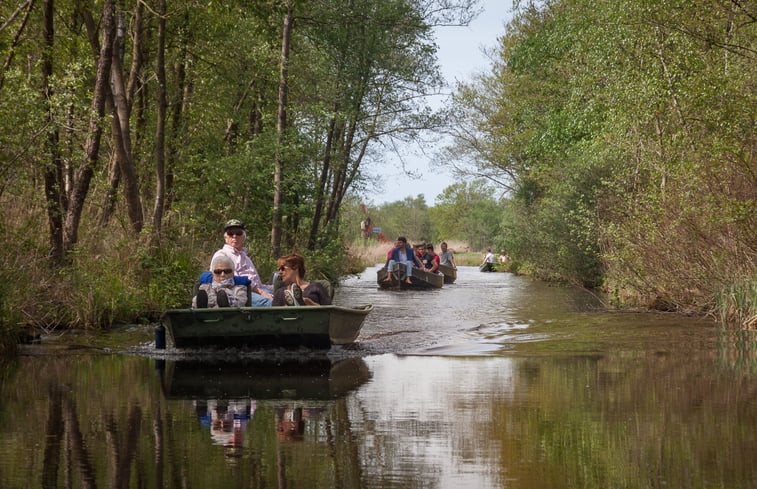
[3,265,755,489]
[336,265,614,355]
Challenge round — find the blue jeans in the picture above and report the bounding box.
[250,292,272,307]
[387,260,413,279]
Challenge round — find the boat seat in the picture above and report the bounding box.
[193,272,252,307]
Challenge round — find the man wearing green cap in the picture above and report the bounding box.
[211,219,273,306]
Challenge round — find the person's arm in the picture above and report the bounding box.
[302,283,331,306]
[230,285,249,307]
[412,248,423,267]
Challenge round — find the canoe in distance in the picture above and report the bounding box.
[438,263,457,284]
[377,265,443,289]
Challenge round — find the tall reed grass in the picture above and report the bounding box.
[717,280,757,330]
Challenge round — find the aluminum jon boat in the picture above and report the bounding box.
[159,304,373,349]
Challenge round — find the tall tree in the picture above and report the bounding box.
[41,0,64,264]
[63,0,116,253]
[271,0,293,258]
[153,0,167,232]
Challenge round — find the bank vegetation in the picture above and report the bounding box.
[0,0,754,353]
[442,0,755,329]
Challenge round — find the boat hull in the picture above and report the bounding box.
[438,264,457,284]
[480,262,494,272]
[377,266,443,289]
[161,304,373,349]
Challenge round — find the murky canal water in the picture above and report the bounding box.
[1,266,755,488]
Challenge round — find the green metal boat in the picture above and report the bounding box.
[160,304,373,349]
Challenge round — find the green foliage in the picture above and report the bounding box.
[431,180,503,250]
[446,0,756,317]
[370,195,433,244]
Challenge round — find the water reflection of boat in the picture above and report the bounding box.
[377,266,444,289]
[160,304,373,349]
[438,264,457,284]
[159,357,371,400]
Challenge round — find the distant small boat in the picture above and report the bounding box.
[377,266,443,289]
[438,264,457,284]
[480,262,494,272]
[159,304,373,349]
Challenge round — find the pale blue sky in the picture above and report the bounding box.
[366,0,514,206]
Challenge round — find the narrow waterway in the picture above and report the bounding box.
[1,266,755,488]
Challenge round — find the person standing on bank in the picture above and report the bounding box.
[211,219,273,307]
[272,253,331,306]
[384,236,423,285]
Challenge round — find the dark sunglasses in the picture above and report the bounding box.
[213,268,233,275]
[226,229,244,236]
[277,265,291,271]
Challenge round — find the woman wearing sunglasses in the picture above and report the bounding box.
[193,255,249,308]
[272,253,331,306]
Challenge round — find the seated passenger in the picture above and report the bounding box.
[421,244,440,273]
[272,253,332,306]
[193,255,250,308]
[439,242,456,268]
[384,236,423,285]
[211,219,273,307]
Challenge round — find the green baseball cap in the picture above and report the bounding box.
[224,219,245,231]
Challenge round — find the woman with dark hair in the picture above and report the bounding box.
[272,253,332,306]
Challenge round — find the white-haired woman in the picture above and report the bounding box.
[193,255,249,308]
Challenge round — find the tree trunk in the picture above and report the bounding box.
[166,7,191,212]
[63,0,115,253]
[307,112,337,250]
[41,0,64,265]
[110,9,143,233]
[271,2,293,258]
[153,0,167,232]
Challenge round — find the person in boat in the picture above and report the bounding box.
[414,243,425,261]
[211,219,273,306]
[384,236,423,285]
[481,248,495,271]
[438,242,456,269]
[193,255,250,308]
[421,243,440,273]
[272,253,332,306]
